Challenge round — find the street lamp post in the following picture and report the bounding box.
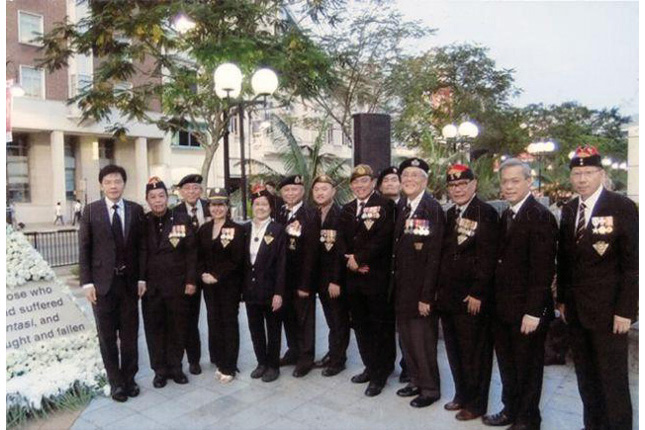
[214,63,279,220]
[441,121,479,161]
[526,141,556,193]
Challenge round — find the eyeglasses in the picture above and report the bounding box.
[447,180,471,190]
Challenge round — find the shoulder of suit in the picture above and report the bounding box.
[602,189,636,208]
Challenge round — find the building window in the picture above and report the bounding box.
[18,11,43,46]
[98,139,115,168]
[19,66,45,98]
[327,126,335,145]
[64,141,76,200]
[70,73,93,97]
[7,134,30,203]
[228,117,238,134]
[172,131,201,148]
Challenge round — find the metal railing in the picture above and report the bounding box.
[24,229,79,267]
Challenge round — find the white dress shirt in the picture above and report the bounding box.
[186,200,206,227]
[250,218,271,265]
[406,191,425,218]
[286,201,303,221]
[105,197,125,235]
[455,194,476,218]
[509,192,531,217]
[355,192,374,217]
[574,185,603,230]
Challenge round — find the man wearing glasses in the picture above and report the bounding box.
[556,146,637,430]
[437,164,499,421]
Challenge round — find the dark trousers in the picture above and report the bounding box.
[281,295,299,357]
[348,290,396,385]
[281,292,316,367]
[184,286,202,365]
[318,288,350,367]
[203,285,240,375]
[570,323,632,430]
[442,312,494,414]
[493,318,548,428]
[142,292,189,376]
[92,276,139,389]
[398,314,440,397]
[246,303,281,369]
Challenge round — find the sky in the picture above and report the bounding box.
[395,1,639,118]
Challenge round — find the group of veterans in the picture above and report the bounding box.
[79,144,637,430]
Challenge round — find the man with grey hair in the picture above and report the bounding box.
[483,158,557,430]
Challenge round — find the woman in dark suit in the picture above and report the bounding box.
[197,188,244,384]
[244,187,286,383]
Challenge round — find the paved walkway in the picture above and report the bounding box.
[58,269,638,430]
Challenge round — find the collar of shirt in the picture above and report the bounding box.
[456,194,476,217]
[356,192,374,216]
[407,191,424,217]
[510,192,531,216]
[577,185,604,227]
[286,201,303,219]
[186,200,205,224]
[251,218,272,236]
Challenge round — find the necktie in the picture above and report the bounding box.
[112,204,125,269]
[357,202,365,220]
[403,203,412,220]
[505,208,515,234]
[576,202,586,243]
[190,206,198,228]
[454,207,461,232]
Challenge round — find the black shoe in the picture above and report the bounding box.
[365,382,384,397]
[279,351,298,367]
[313,353,331,369]
[351,370,370,384]
[444,400,462,411]
[126,382,140,397]
[396,386,420,397]
[456,409,482,421]
[410,395,438,408]
[507,424,534,430]
[399,369,410,384]
[189,363,202,375]
[171,371,189,384]
[483,411,514,427]
[111,386,128,402]
[262,367,280,383]
[250,365,267,379]
[292,365,312,378]
[322,365,345,377]
[153,374,167,388]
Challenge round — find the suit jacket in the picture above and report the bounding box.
[339,192,395,296]
[494,194,557,324]
[437,196,500,314]
[141,209,197,297]
[79,199,145,296]
[277,204,320,294]
[174,199,211,227]
[392,192,445,319]
[317,203,345,292]
[242,221,287,305]
[557,188,639,330]
[196,218,245,298]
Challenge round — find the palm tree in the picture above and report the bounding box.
[246,114,352,204]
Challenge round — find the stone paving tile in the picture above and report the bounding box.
[102,412,171,430]
[217,404,282,430]
[138,397,194,423]
[121,388,171,412]
[80,402,137,428]
[69,417,100,430]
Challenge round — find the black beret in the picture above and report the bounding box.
[398,158,429,174]
[446,164,475,182]
[279,175,304,188]
[376,166,400,188]
[177,174,203,187]
[146,176,167,195]
[570,146,602,169]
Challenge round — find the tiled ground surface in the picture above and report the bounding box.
[60,268,638,430]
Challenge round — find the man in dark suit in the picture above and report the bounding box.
[557,146,637,430]
[141,177,198,387]
[391,158,445,408]
[311,174,350,377]
[483,158,557,430]
[79,164,146,402]
[437,164,499,420]
[339,164,396,397]
[377,166,409,385]
[174,173,209,375]
[275,175,320,377]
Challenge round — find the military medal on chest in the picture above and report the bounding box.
[263,232,274,245]
[320,229,337,251]
[286,220,302,250]
[592,240,609,256]
[591,216,613,235]
[361,206,381,230]
[220,227,235,248]
[404,219,430,236]
[456,217,478,245]
[168,224,186,248]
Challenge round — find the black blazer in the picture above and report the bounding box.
[557,188,639,330]
[392,192,445,319]
[437,196,500,314]
[494,194,557,324]
[141,210,197,297]
[197,218,245,298]
[79,199,145,295]
[317,204,345,292]
[174,199,211,226]
[278,204,320,294]
[339,192,395,295]
[243,221,287,305]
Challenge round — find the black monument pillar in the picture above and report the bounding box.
[353,113,391,174]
